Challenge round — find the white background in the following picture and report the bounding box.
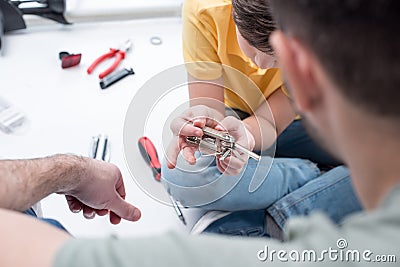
[0,6,202,237]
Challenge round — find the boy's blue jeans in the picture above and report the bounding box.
[162,158,361,238]
[161,119,362,238]
[203,166,361,239]
[162,156,322,211]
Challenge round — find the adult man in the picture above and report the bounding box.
[1,0,400,266]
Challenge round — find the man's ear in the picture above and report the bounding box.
[270,31,321,114]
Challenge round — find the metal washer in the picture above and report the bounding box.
[150,36,162,45]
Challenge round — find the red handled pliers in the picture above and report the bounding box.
[87,40,132,79]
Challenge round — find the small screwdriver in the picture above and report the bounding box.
[138,137,186,225]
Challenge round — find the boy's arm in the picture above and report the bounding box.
[244,88,297,151]
[188,75,226,117]
[182,0,226,116]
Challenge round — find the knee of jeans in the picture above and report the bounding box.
[161,158,225,207]
[161,158,220,188]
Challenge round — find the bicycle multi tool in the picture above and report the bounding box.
[185,126,260,161]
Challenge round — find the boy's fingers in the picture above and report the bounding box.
[217,159,228,173]
[170,118,203,137]
[222,157,245,170]
[166,137,181,169]
[182,146,197,165]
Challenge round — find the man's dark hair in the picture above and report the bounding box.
[232,0,276,55]
[269,0,400,118]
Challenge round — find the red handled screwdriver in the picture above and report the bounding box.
[137,136,186,225]
[138,137,161,181]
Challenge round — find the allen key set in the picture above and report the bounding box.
[186,126,261,161]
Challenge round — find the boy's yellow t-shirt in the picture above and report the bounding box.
[182,0,284,115]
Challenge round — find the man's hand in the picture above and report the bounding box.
[61,158,141,225]
[0,155,141,225]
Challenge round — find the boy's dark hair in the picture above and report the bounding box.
[231,0,276,55]
[270,0,400,118]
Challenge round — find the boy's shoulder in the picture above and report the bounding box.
[184,0,232,17]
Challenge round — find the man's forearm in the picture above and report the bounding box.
[0,154,85,211]
[0,208,71,267]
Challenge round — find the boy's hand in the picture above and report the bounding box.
[166,105,255,175]
[166,105,223,168]
[215,116,256,175]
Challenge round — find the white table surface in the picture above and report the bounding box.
[0,17,199,238]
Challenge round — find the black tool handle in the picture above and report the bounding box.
[100,68,135,89]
